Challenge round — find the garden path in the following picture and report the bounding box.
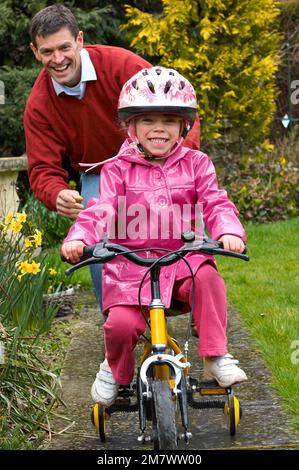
[41,291,299,450]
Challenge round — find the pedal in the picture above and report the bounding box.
[189,376,229,396]
[198,380,229,396]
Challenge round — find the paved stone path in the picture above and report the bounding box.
[42,292,299,450]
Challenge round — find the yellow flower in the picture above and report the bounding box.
[280,156,287,166]
[16,211,27,223]
[10,221,23,233]
[48,268,57,276]
[33,229,42,247]
[19,261,31,274]
[30,261,41,275]
[5,211,14,225]
[24,238,33,249]
[17,274,24,282]
[18,260,40,276]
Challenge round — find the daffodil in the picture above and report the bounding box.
[10,221,23,233]
[24,238,33,249]
[16,211,27,223]
[48,268,57,276]
[18,260,41,275]
[18,261,31,274]
[29,261,41,275]
[33,229,42,248]
[5,211,14,225]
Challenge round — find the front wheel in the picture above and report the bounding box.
[152,379,177,450]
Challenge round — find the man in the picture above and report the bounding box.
[24,4,200,308]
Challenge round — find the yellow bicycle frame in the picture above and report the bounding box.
[140,306,189,385]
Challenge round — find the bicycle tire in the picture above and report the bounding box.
[152,379,177,450]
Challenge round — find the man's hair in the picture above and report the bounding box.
[30,4,79,46]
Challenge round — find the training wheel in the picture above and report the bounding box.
[91,403,106,442]
[224,391,241,436]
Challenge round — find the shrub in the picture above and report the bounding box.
[218,152,299,223]
[273,0,299,139]
[0,66,40,156]
[122,0,282,153]
[0,2,125,157]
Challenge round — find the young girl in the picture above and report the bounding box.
[61,67,247,406]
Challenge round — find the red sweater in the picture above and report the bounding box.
[24,45,200,211]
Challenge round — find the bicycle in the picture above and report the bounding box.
[64,231,249,450]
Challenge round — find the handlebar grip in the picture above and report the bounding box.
[60,244,96,264]
[83,245,97,257]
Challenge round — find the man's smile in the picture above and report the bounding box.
[51,63,70,72]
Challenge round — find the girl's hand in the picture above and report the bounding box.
[218,235,245,253]
[61,240,86,264]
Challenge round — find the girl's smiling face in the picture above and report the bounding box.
[135,113,183,158]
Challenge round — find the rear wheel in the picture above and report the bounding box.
[152,379,177,450]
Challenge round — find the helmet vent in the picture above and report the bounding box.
[179,81,185,90]
[155,68,162,75]
[147,81,155,93]
[164,81,172,94]
[131,80,138,89]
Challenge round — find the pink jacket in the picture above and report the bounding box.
[65,140,246,313]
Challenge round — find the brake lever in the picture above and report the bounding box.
[183,239,249,261]
[65,257,100,275]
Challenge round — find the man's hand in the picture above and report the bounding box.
[56,189,84,219]
[218,235,245,253]
[61,240,86,264]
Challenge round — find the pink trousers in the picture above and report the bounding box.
[104,263,227,385]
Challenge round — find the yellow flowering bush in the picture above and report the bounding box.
[122,0,281,152]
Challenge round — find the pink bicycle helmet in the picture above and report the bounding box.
[118,67,197,135]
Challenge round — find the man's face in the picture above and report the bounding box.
[31,27,83,87]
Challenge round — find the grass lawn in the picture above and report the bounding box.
[217,217,299,429]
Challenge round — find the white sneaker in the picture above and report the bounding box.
[91,358,119,406]
[203,353,247,388]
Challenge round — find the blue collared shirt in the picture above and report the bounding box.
[51,48,97,99]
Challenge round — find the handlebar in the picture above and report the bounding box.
[62,233,249,276]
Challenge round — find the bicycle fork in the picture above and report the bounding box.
[138,266,191,441]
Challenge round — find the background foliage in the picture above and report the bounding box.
[122,0,281,153]
[0,0,125,156]
[0,0,298,447]
[0,0,298,225]
[275,0,299,138]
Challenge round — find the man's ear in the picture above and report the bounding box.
[30,42,41,61]
[77,31,84,50]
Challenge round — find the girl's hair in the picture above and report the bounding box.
[30,5,79,46]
